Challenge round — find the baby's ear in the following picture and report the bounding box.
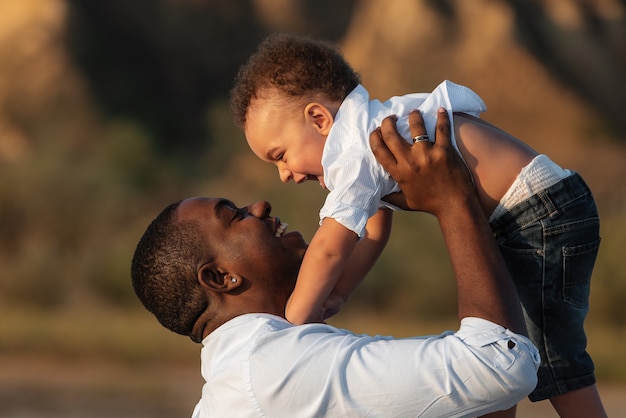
[305,103,334,135]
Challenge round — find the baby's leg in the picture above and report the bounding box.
[490,173,606,416]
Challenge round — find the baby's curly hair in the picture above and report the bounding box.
[230,33,361,130]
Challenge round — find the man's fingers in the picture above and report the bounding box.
[408,110,427,140]
[382,192,409,210]
[379,115,412,155]
[369,127,397,172]
[434,108,452,147]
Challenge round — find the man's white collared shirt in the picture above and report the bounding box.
[192,314,539,418]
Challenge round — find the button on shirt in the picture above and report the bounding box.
[191,314,539,418]
[320,80,487,238]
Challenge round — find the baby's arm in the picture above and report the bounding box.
[285,218,358,324]
[324,208,393,318]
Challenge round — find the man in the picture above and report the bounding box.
[131,109,539,417]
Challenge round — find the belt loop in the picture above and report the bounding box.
[538,189,558,217]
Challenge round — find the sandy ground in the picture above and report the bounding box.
[0,355,623,417]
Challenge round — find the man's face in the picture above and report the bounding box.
[176,197,307,292]
[244,97,327,189]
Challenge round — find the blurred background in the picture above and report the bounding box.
[1,0,625,416]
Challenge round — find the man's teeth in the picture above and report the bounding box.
[275,222,288,237]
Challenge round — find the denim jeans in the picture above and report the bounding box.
[490,173,601,401]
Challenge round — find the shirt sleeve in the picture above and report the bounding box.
[414,80,487,155]
[319,152,386,238]
[249,319,539,417]
[320,86,390,238]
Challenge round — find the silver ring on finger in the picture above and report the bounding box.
[412,134,429,143]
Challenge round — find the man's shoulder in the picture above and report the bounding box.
[252,322,358,357]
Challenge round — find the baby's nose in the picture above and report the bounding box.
[278,167,292,183]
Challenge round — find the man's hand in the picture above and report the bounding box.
[370,108,474,217]
[371,108,527,335]
[321,292,345,320]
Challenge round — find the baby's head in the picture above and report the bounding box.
[230,33,360,187]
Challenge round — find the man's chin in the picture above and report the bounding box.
[277,231,308,253]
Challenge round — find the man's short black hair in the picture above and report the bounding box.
[131,201,209,343]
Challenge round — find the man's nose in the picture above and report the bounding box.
[248,200,272,218]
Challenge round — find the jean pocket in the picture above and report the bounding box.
[562,237,601,309]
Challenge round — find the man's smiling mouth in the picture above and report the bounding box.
[275,220,288,237]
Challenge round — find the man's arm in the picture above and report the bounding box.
[370,109,527,336]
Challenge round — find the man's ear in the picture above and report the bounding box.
[198,265,242,293]
[304,103,334,135]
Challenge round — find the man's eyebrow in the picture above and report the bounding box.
[214,199,231,215]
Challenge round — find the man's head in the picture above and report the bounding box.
[131,197,307,343]
[229,33,361,189]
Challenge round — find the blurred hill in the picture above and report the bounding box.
[1,0,625,374]
[2,0,625,158]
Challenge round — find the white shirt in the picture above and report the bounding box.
[192,315,539,418]
[320,80,486,237]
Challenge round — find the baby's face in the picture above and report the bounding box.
[245,98,328,189]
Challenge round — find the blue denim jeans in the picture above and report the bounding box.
[490,173,600,401]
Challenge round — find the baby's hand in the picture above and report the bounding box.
[322,292,345,320]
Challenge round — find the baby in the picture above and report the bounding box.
[229,33,603,410]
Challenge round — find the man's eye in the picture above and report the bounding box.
[276,154,284,162]
[230,208,245,223]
